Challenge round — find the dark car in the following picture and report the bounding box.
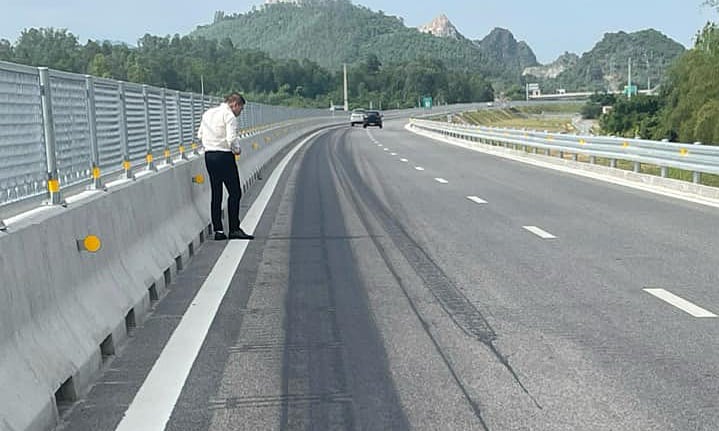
[363,111,383,128]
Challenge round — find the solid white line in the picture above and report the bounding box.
[644,289,717,318]
[467,196,488,204]
[400,158,408,162]
[114,129,328,431]
[522,225,557,239]
[415,167,425,171]
[434,178,449,184]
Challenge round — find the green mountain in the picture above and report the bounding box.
[528,29,686,92]
[191,0,535,83]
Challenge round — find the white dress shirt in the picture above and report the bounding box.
[197,103,241,153]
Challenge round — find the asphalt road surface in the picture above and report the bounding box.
[62,116,719,431]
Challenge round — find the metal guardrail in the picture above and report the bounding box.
[0,60,325,211]
[410,119,718,183]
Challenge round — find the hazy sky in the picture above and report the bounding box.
[1,1,716,63]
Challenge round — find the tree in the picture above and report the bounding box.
[0,39,13,61]
[88,53,111,78]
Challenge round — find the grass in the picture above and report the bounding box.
[459,108,575,133]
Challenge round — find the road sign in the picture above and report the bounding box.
[623,85,638,96]
[422,96,433,109]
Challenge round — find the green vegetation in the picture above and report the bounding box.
[194,1,537,88]
[580,22,719,145]
[0,28,493,108]
[458,106,577,133]
[536,29,685,93]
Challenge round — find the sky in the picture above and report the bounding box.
[1,1,717,64]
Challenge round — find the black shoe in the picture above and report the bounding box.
[214,231,227,241]
[229,228,254,240]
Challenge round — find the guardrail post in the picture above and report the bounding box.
[161,88,172,166]
[143,85,157,171]
[610,159,617,168]
[660,166,668,177]
[190,93,200,156]
[0,219,7,232]
[118,82,134,180]
[573,153,579,161]
[693,142,702,184]
[589,156,596,164]
[85,75,104,190]
[633,162,641,173]
[39,67,64,205]
[177,90,187,160]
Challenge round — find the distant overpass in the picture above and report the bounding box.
[528,88,657,101]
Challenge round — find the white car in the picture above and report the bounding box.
[349,109,366,126]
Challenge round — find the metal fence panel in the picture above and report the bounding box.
[165,91,180,153]
[50,71,91,189]
[0,61,327,210]
[94,80,123,173]
[124,83,147,165]
[0,64,46,205]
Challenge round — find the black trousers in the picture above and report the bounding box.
[204,151,242,233]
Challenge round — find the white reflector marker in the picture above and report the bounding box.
[644,288,717,318]
[467,196,488,205]
[434,178,449,184]
[523,226,556,239]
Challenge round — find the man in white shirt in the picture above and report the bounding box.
[198,93,254,240]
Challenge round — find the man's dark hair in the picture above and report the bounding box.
[225,92,246,105]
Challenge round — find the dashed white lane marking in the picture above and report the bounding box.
[644,289,717,318]
[383,148,389,152]
[434,178,449,184]
[467,196,488,205]
[114,129,329,431]
[522,226,557,239]
[391,153,398,156]
[400,158,409,163]
[415,167,425,171]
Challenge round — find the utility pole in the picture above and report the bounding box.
[627,57,632,99]
[343,63,349,111]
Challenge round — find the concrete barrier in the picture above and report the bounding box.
[0,155,210,431]
[0,118,340,431]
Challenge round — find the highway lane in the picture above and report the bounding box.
[62,116,719,430]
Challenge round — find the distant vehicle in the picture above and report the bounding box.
[349,109,366,126]
[363,110,383,128]
[486,102,494,107]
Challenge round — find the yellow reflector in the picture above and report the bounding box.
[191,142,197,150]
[579,139,586,145]
[92,167,101,179]
[47,179,60,193]
[123,160,131,171]
[83,235,102,253]
[192,174,205,184]
[179,145,185,154]
[253,143,259,150]
[164,149,171,159]
[146,154,154,164]
[622,142,629,148]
